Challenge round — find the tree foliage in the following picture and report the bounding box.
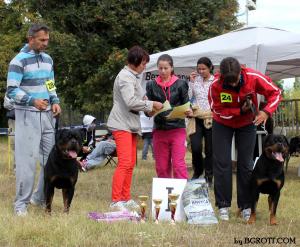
[0,0,240,119]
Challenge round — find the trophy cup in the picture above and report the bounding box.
[138,195,148,223]
[168,193,179,225]
[153,199,162,224]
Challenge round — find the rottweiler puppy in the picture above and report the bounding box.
[248,134,289,225]
[44,129,83,214]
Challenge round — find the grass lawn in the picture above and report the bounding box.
[0,136,299,247]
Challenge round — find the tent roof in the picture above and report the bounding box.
[146,26,300,80]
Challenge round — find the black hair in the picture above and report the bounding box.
[157,54,174,75]
[127,45,150,67]
[220,57,241,84]
[27,23,50,37]
[197,57,214,74]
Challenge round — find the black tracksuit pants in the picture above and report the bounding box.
[190,118,213,180]
[212,120,256,209]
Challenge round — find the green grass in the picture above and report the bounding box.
[0,136,299,247]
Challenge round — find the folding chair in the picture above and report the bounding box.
[103,150,117,167]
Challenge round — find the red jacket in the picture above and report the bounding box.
[208,67,281,128]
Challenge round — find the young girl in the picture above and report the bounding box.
[146,54,192,179]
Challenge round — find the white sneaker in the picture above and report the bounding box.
[219,207,229,221]
[242,208,251,221]
[16,209,28,217]
[109,201,127,211]
[124,199,139,210]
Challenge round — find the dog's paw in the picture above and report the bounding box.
[247,213,256,224]
[270,215,278,225]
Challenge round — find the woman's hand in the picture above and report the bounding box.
[253,111,269,126]
[153,101,163,111]
[184,108,194,117]
[189,71,198,82]
[147,111,155,117]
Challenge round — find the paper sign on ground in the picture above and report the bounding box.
[151,177,187,222]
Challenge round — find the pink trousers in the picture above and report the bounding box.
[153,128,188,179]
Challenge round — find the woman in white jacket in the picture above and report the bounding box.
[107,46,162,210]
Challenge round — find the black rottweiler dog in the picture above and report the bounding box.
[248,134,289,225]
[285,136,300,171]
[44,129,83,214]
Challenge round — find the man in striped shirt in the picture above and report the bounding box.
[6,23,61,216]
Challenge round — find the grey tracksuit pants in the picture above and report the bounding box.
[14,109,55,212]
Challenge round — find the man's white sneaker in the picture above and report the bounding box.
[109,201,127,211]
[15,209,28,217]
[124,199,139,210]
[242,208,251,221]
[219,207,229,221]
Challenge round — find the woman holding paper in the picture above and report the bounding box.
[107,46,163,211]
[146,54,192,179]
[188,57,214,185]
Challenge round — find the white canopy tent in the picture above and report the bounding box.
[144,26,300,81]
[143,26,300,158]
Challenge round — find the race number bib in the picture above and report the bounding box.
[220,93,232,103]
[45,79,56,91]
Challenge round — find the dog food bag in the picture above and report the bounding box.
[182,178,218,225]
[88,210,140,223]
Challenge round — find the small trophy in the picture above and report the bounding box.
[138,195,148,223]
[153,199,162,224]
[168,193,179,225]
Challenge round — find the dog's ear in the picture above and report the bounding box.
[71,128,85,145]
[55,129,64,144]
[282,135,289,147]
[55,129,70,144]
[263,134,273,149]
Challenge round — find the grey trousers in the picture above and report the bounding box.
[14,109,55,212]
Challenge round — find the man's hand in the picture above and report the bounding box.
[253,111,269,126]
[52,104,61,117]
[34,99,49,111]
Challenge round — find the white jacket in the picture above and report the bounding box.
[107,66,153,134]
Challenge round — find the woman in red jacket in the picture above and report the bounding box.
[208,57,281,221]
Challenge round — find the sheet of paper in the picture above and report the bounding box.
[166,102,190,119]
[153,100,172,116]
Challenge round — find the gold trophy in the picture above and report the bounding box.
[138,195,148,223]
[168,193,179,225]
[153,199,163,224]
